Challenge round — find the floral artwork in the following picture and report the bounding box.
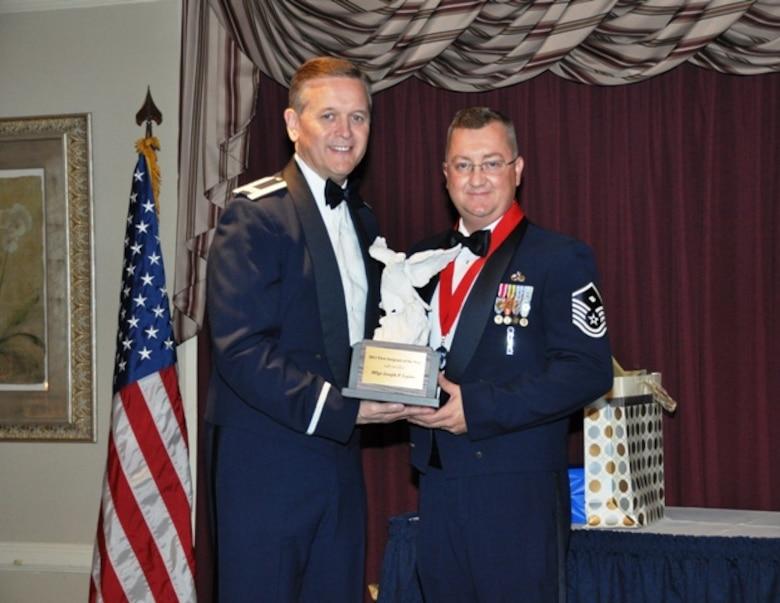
[0,171,46,387]
[0,113,94,440]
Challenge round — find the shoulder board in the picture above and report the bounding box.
[233,176,287,200]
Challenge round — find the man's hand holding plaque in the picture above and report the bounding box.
[342,237,460,407]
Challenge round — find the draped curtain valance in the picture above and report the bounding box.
[173,0,780,341]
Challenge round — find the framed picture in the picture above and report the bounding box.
[0,114,95,441]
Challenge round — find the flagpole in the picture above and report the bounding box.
[137,87,200,538]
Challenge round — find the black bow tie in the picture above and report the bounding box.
[325,178,363,209]
[446,229,491,257]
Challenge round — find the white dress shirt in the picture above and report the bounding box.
[295,156,368,346]
[429,217,501,353]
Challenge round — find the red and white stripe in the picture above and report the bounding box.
[90,365,196,602]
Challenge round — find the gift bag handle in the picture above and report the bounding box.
[612,357,678,412]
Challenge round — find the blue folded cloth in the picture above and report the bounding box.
[569,466,586,524]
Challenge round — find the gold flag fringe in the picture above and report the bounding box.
[135,137,161,212]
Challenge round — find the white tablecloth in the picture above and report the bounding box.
[575,506,780,538]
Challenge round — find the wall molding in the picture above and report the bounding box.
[0,0,157,14]
[0,542,92,574]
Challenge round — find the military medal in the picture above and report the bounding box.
[494,283,508,324]
[517,285,533,327]
[495,283,518,325]
[496,282,534,329]
[437,338,448,370]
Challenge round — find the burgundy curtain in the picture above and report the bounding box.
[174,0,780,343]
[197,63,780,600]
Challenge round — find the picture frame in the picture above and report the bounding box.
[0,114,95,441]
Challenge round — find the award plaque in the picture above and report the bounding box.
[342,237,461,408]
[342,340,440,407]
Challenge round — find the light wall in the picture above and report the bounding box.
[0,1,194,601]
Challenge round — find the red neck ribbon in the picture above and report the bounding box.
[438,203,525,338]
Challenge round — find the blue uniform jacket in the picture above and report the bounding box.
[205,159,381,453]
[410,216,613,476]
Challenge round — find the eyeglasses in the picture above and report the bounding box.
[445,157,519,176]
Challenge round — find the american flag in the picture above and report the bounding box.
[90,141,196,602]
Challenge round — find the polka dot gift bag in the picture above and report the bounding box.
[583,360,677,528]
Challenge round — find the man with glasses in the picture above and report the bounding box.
[407,106,613,602]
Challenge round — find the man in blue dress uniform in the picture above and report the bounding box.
[408,107,613,602]
[205,57,422,602]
